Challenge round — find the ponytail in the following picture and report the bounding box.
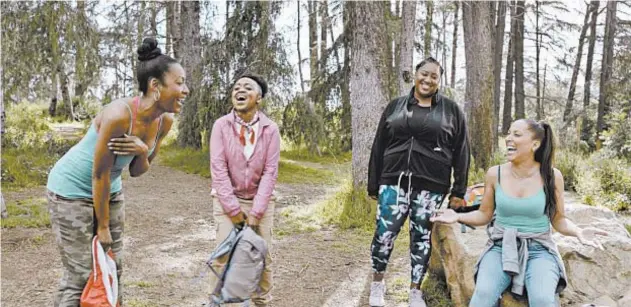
[528,120,557,220]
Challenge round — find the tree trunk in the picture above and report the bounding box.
[583,0,600,110]
[309,1,318,85]
[442,9,448,86]
[542,63,547,118]
[297,2,306,93]
[74,0,87,100]
[59,63,73,120]
[166,1,173,56]
[168,1,181,60]
[135,1,146,93]
[49,74,59,117]
[350,1,388,187]
[385,6,399,100]
[535,1,542,120]
[424,0,434,57]
[450,2,459,88]
[493,1,506,147]
[398,0,417,96]
[502,2,516,134]
[177,0,202,148]
[150,1,158,37]
[47,2,64,118]
[564,2,591,122]
[513,0,525,120]
[596,0,617,149]
[319,0,328,73]
[341,1,352,152]
[328,15,341,72]
[463,1,495,171]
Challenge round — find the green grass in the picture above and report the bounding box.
[280,148,351,164]
[1,198,51,228]
[421,272,454,307]
[1,148,59,191]
[274,205,322,237]
[158,143,337,184]
[126,299,158,307]
[277,160,335,184]
[388,276,411,303]
[158,144,211,178]
[315,179,376,231]
[125,280,155,288]
[626,224,631,236]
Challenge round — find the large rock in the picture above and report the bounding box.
[431,202,631,307]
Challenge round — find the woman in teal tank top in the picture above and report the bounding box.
[45,37,189,307]
[431,119,608,306]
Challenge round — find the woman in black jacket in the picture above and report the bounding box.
[367,57,470,307]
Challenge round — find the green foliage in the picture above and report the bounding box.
[281,146,351,164]
[2,103,52,150]
[158,143,336,184]
[467,150,505,185]
[555,149,584,191]
[158,144,211,178]
[1,198,50,228]
[316,180,376,231]
[602,112,631,162]
[626,224,631,236]
[421,272,454,307]
[277,161,335,184]
[575,152,631,212]
[1,103,80,190]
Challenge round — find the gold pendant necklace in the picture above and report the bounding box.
[510,165,538,179]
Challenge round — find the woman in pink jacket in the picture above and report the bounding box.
[208,73,280,307]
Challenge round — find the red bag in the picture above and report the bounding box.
[80,236,120,307]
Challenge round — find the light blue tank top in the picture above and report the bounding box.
[494,166,551,233]
[47,100,161,199]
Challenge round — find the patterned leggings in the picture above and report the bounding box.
[370,184,445,284]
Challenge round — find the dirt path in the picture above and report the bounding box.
[2,161,407,307]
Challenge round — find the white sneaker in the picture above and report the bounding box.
[369,281,386,306]
[409,288,427,307]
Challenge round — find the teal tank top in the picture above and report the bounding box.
[494,166,550,233]
[47,99,161,199]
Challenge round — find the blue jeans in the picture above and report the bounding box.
[469,242,560,307]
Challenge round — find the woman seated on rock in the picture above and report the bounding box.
[431,119,608,307]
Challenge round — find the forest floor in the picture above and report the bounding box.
[2,156,430,307]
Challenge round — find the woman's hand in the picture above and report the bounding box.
[577,227,608,250]
[97,226,113,246]
[430,209,459,224]
[108,134,148,156]
[449,196,466,210]
[230,211,247,229]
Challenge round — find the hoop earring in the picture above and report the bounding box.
[153,91,160,102]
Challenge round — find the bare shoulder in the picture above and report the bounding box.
[553,167,563,177]
[95,97,134,133]
[486,164,502,180]
[553,167,564,183]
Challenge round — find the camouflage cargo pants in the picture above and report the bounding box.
[47,190,125,307]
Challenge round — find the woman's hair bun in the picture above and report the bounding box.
[137,37,162,62]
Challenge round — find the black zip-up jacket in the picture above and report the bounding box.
[367,87,470,199]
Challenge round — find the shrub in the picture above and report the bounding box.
[555,149,583,191]
[602,112,631,162]
[1,103,82,190]
[467,150,505,185]
[575,152,631,212]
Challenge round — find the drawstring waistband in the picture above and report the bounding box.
[395,171,413,207]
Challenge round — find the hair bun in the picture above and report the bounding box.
[137,37,162,62]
